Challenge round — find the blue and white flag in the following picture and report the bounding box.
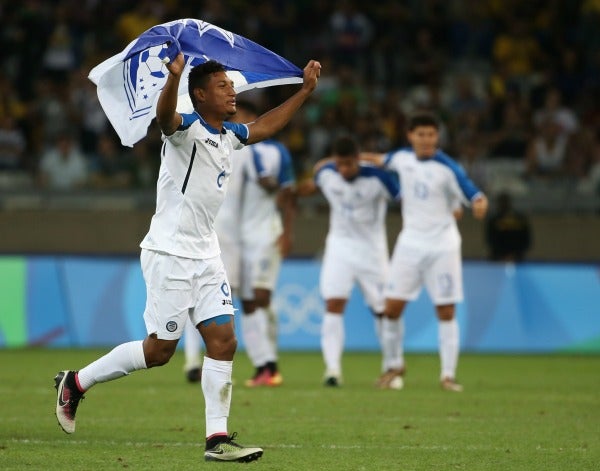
[88,19,303,147]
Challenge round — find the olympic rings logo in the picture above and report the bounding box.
[273,283,323,335]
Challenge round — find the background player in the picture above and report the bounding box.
[183,100,296,387]
[298,135,401,386]
[54,53,321,463]
[364,111,488,392]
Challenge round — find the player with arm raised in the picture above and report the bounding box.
[364,111,488,391]
[300,135,401,387]
[54,52,320,462]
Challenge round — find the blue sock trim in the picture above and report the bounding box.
[200,314,233,327]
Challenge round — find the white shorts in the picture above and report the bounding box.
[240,241,281,300]
[386,242,463,305]
[141,249,235,340]
[320,242,387,313]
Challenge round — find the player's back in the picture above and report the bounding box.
[316,162,399,254]
[240,140,294,245]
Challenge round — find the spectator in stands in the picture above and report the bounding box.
[37,132,88,190]
[485,192,532,262]
[525,117,569,179]
[0,116,26,171]
[89,133,133,190]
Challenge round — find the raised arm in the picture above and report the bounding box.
[246,60,321,144]
[359,152,386,167]
[156,52,185,136]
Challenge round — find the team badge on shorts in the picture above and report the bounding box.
[220,281,230,297]
[166,321,178,332]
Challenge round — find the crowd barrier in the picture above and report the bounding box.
[0,256,598,352]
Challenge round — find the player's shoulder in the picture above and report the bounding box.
[223,121,249,143]
[384,146,413,165]
[431,150,466,174]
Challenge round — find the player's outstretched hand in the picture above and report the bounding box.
[472,195,489,220]
[302,60,321,94]
[165,52,185,77]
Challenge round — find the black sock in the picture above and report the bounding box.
[266,361,278,374]
[206,434,228,450]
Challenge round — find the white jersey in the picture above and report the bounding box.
[240,140,295,246]
[315,162,400,255]
[214,145,250,244]
[140,111,249,259]
[384,148,483,250]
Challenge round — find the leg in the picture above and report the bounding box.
[198,315,237,440]
[183,318,203,382]
[425,248,463,391]
[199,315,263,463]
[55,335,177,434]
[376,298,407,389]
[321,298,346,386]
[436,304,462,391]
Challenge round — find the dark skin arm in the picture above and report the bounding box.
[246,60,321,144]
[156,53,185,136]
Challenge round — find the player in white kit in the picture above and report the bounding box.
[184,100,296,388]
[365,112,488,392]
[54,53,321,462]
[239,103,296,388]
[300,136,401,386]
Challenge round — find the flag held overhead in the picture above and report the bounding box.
[89,19,303,147]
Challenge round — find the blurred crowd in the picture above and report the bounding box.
[0,0,599,204]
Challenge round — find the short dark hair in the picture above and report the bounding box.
[187,60,226,109]
[332,135,359,158]
[407,111,440,131]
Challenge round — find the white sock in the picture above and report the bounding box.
[201,356,232,438]
[241,309,269,367]
[77,340,147,391]
[321,313,344,377]
[265,305,278,360]
[257,307,277,364]
[381,317,405,372]
[374,315,383,347]
[439,318,459,380]
[183,319,202,371]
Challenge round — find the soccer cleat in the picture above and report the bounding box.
[441,377,464,392]
[376,368,405,390]
[267,371,283,386]
[324,376,340,387]
[204,433,263,462]
[186,366,202,384]
[244,369,283,387]
[54,370,84,434]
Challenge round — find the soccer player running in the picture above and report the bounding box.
[364,111,488,392]
[184,100,296,388]
[299,135,401,387]
[54,52,321,463]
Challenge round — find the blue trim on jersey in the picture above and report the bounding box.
[223,121,249,144]
[179,112,200,131]
[358,165,401,199]
[271,141,295,185]
[251,146,265,176]
[314,162,337,184]
[384,146,411,168]
[432,151,482,200]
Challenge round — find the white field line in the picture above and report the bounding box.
[4,438,590,452]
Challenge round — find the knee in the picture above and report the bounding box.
[205,334,237,360]
[145,346,175,368]
[436,305,455,321]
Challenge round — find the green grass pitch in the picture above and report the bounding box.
[0,349,598,470]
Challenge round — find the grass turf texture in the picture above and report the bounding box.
[0,349,598,470]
